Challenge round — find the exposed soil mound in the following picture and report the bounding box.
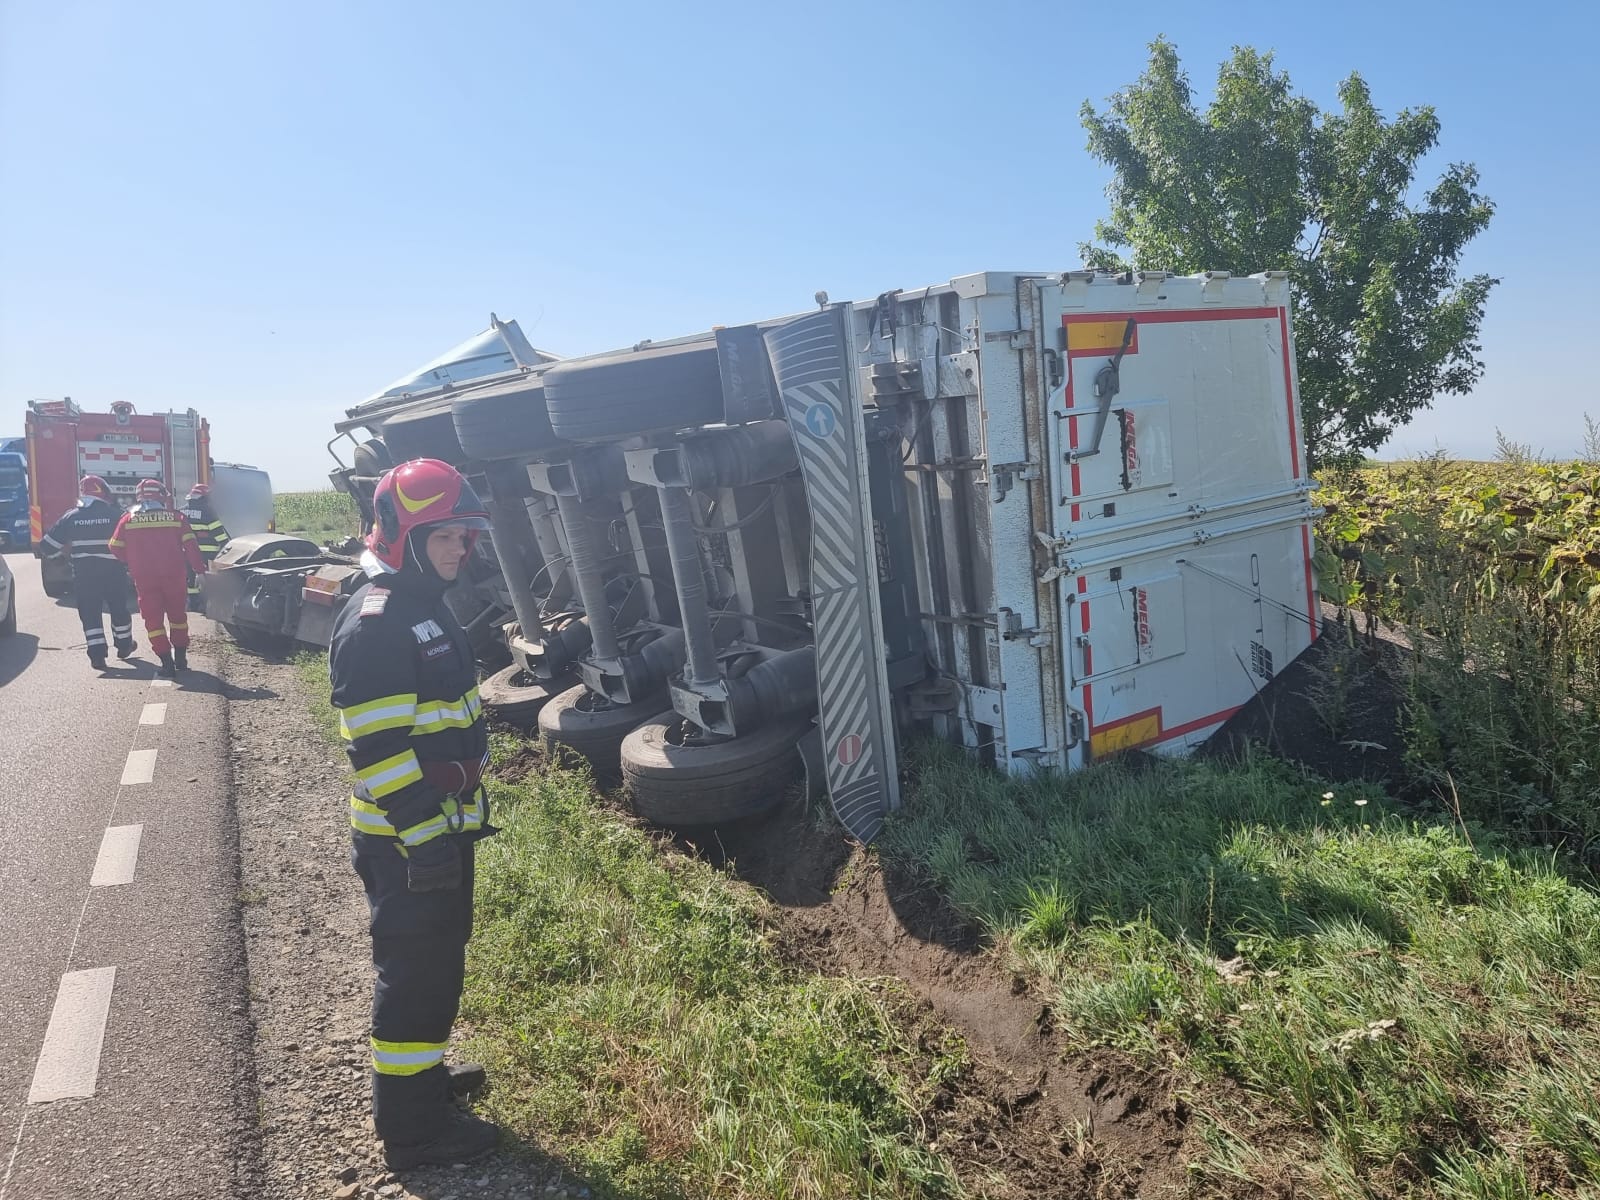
[1205,615,1413,790]
[676,799,1195,1198]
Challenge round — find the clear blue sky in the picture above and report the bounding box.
[2,0,1595,489]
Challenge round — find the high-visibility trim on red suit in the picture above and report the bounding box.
[109,505,208,656]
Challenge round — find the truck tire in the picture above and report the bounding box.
[479,664,574,727]
[381,402,468,466]
[537,683,661,779]
[620,712,807,828]
[451,377,566,462]
[353,438,393,478]
[545,342,725,442]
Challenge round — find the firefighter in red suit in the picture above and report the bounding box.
[109,479,208,677]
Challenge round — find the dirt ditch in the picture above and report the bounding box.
[675,802,1196,1200]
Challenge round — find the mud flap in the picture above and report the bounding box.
[764,309,899,842]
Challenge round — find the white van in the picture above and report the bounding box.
[210,462,275,536]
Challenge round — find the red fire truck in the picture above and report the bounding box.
[26,398,211,597]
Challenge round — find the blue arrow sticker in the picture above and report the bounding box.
[803,403,837,439]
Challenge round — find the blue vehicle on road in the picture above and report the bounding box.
[0,450,29,550]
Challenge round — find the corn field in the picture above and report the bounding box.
[273,489,361,544]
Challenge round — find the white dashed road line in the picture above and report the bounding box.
[90,825,144,888]
[120,748,157,786]
[26,967,118,1104]
[2,658,189,1198]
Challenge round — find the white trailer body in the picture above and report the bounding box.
[767,270,1320,834]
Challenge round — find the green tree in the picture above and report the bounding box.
[1081,40,1496,468]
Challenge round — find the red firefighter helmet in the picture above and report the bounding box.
[79,474,111,501]
[186,482,211,499]
[365,459,490,572]
[135,478,170,503]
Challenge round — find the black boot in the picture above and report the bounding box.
[383,1109,499,1171]
[89,652,108,671]
[447,1063,486,1097]
[158,654,176,678]
[115,638,137,660]
[174,647,188,672]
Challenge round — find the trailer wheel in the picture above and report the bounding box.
[381,402,468,466]
[620,713,807,828]
[537,683,660,778]
[479,664,573,727]
[544,342,725,442]
[451,377,566,462]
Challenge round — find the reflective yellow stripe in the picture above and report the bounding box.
[348,792,484,838]
[413,688,482,734]
[357,751,423,799]
[338,693,418,740]
[349,797,397,835]
[371,1037,447,1076]
[397,812,449,847]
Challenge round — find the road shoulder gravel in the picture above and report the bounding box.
[223,646,582,1200]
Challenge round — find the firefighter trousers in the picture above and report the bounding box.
[134,576,191,656]
[73,564,133,664]
[351,834,476,1149]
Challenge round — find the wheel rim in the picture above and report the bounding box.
[574,689,619,716]
[661,716,734,751]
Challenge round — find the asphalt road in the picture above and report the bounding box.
[0,551,259,1199]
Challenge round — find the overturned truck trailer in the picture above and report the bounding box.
[412,269,1321,842]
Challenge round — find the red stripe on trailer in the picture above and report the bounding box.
[1278,307,1320,643]
[1150,704,1244,745]
[1064,306,1281,328]
[1087,704,1243,743]
[1093,705,1161,734]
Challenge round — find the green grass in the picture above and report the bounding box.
[275,489,361,545]
[462,732,959,1199]
[292,650,339,742]
[883,742,1600,1198]
[290,637,1600,1197]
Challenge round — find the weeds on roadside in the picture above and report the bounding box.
[885,742,1600,1199]
[1315,454,1600,867]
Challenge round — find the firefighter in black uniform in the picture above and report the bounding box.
[180,482,230,611]
[328,458,499,1171]
[39,474,136,669]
